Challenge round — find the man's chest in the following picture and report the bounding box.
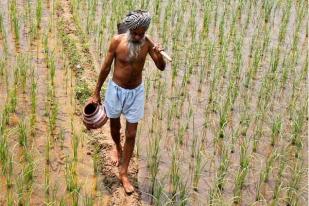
[115,42,149,64]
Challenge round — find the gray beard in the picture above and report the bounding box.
[126,31,145,61]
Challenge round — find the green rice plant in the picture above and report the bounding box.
[8,85,17,113]
[192,145,205,191]
[47,51,56,85]
[16,172,26,205]
[286,159,305,206]
[167,102,177,131]
[0,12,8,55]
[59,127,65,150]
[271,150,286,205]
[152,179,165,206]
[255,150,278,200]
[30,77,37,136]
[278,0,292,46]
[0,134,9,173]
[65,158,80,193]
[177,124,186,145]
[83,194,94,206]
[17,54,30,93]
[0,12,4,38]
[252,119,263,152]
[233,166,249,204]
[46,134,51,164]
[72,131,79,161]
[6,153,13,189]
[201,1,212,38]
[147,132,161,194]
[24,150,35,189]
[169,146,180,196]
[218,11,225,47]
[92,150,100,175]
[49,99,58,134]
[262,0,275,23]
[0,56,5,78]
[18,118,28,147]
[233,140,250,204]
[270,116,282,146]
[45,165,50,196]
[36,0,42,28]
[7,189,14,206]
[178,181,189,206]
[9,0,20,43]
[290,107,306,149]
[215,146,230,190]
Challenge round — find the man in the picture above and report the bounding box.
[90,10,166,194]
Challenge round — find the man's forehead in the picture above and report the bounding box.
[130,27,147,34]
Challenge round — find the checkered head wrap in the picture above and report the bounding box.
[122,10,151,31]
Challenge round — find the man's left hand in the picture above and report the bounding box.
[152,43,164,54]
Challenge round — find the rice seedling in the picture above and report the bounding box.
[147,132,161,194]
[233,139,250,204]
[270,116,282,147]
[30,76,37,136]
[169,145,180,196]
[270,150,286,203]
[192,145,205,191]
[178,180,189,206]
[18,117,28,147]
[72,131,79,162]
[24,150,35,189]
[36,0,42,28]
[214,146,230,191]
[16,173,26,206]
[83,194,94,206]
[8,85,17,113]
[65,157,80,193]
[9,0,20,44]
[256,150,278,201]
[17,54,30,93]
[46,134,51,164]
[0,57,5,77]
[59,127,65,149]
[286,158,305,206]
[290,106,306,149]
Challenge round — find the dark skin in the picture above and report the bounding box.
[89,27,166,194]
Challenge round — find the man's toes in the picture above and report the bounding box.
[124,183,134,194]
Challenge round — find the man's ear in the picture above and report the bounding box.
[117,23,128,34]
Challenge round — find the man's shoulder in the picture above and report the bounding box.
[111,34,126,43]
[109,34,126,51]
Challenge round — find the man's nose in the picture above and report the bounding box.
[135,35,141,40]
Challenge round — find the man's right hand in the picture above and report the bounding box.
[88,93,101,105]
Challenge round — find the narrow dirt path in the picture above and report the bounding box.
[56,0,142,205]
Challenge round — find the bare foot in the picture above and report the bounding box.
[111,146,122,166]
[119,172,134,194]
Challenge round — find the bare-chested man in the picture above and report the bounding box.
[90,10,166,194]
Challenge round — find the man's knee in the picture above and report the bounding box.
[110,118,121,136]
[125,129,137,140]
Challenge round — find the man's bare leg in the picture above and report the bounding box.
[110,117,122,166]
[119,120,138,194]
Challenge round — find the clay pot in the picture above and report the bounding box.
[82,102,108,129]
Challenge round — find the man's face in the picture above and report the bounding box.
[129,27,146,43]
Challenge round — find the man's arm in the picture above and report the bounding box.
[92,36,119,102]
[148,39,166,71]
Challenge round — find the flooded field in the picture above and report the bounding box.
[0,0,308,205]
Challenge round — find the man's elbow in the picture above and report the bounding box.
[157,62,166,71]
